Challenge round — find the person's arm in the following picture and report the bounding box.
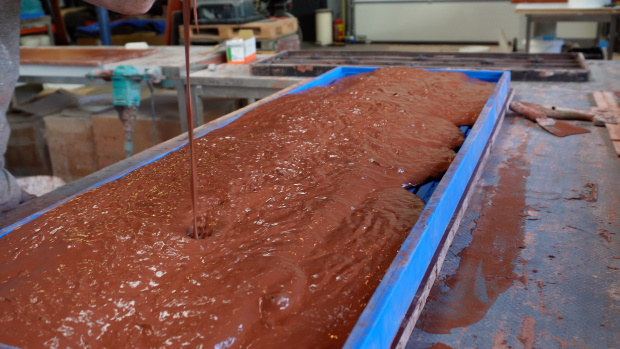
[84,0,156,15]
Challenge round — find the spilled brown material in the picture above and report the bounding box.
[417,136,530,334]
[0,68,494,347]
[565,182,598,202]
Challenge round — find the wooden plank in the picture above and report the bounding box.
[238,18,298,39]
[593,90,620,156]
[20,48,158,66]
[181,17,298,42]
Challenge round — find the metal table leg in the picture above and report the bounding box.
[176,80,189,132]
[190,85,204,128]
[609,15,618,60]
[46,21,55,45]
[96,7,112,46]
[525,15,533,54]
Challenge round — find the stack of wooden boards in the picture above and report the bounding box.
[179,17,299,54]
[593,90,620,156]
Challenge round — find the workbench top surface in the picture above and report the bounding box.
[19,46,220,70]
[187,55,305,87]
[20,47,159,66]
[515,3,620,15]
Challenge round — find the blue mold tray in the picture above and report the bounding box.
[0,67,510,348]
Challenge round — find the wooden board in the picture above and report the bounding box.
[180,17,298,42]
[593,90,620,156]
[20,48,158,66]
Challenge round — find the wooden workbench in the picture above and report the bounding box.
[18,46,224,132]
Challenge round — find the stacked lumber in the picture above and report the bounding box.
[179,17,299,53]
[592,91,620,156]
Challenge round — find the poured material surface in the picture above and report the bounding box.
[0,68,494,348]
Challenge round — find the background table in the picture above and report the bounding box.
[516,4,619,59]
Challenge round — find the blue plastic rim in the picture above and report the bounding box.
[0,67,510,349]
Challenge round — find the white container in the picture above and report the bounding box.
[20,35,45,47]
[568,0,611,8]
[315,9,333,46]
[529,39,564,53]
[225,29,256,64]
[16,176,66,196]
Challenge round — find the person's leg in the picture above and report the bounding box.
[0,0,32,211]
[0,168,24,212]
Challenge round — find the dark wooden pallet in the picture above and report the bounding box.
[251,51,590,82]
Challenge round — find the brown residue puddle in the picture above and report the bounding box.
[0,68,494,347]
[416,137,530,334]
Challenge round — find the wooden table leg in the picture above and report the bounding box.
[50,0,68,45]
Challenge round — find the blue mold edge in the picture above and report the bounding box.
[0,67,510,349]
[344,69,510,349]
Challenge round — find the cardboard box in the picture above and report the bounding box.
[91,94,239,169]
[44,112,98,183]
[92,115,181,170]
[5,114,52,176]
[226,29,256,64]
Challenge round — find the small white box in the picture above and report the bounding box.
[226,30,256,64]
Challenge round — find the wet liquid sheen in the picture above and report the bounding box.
[0,68,494,348]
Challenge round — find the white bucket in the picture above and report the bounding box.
[529,39,564,53]
[315,9,333,46]
[568,0,610,8]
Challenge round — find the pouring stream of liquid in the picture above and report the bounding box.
[182,0,199,238]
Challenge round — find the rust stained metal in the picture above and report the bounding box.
[251,51,591,82]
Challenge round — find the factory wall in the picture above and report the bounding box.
[353,1,597,44]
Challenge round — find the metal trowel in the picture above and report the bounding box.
[510,101,590,137]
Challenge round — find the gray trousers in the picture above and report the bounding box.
[1,0,29,211]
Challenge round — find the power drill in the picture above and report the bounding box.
[87,65,162,158]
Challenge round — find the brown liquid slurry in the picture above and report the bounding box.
[0,68,494,348]
[183,0,199,238]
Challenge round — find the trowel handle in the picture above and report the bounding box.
[510,101,546,122]
[520,102,594,121]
